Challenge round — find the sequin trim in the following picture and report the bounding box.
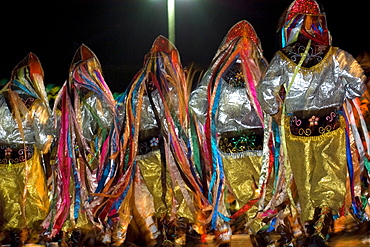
[218,129,263,153]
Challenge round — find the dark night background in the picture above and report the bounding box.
[0,0,368,93]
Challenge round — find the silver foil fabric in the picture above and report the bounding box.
[190,71,263,134]
[257,47,366,116]
[0,90,54,150]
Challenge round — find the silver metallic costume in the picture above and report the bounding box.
[190,20,272,244]
[258,47,365,117]
[257,1,368,246]
[191,67,264,135]
[0,53,54,245]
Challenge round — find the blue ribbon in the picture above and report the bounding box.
[272,121,280,191]
[12,79,39,98]
[340,110,363,220]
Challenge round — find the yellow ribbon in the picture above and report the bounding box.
[280,39,312,209]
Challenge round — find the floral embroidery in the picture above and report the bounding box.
[147,81,156,92]
[138,136,160,155]
[290,111,339,136]
[309,115,319,126]
[219,130,263,153]
[4,147,12,156]
[235,72,244,81]
[150,137,159,147]
[223,61,246,88]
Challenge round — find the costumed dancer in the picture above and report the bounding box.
[42,44,117,246]
[91,36,209,246]
[189,20,275,246]
[257,0,369,246]
[0,53,54,245]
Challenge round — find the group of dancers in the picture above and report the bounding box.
[0,0,369,246]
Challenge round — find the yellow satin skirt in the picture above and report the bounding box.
[0,147,50,230]
[221,151,262,207]
[284,116,347,222]
[136,150,195,222]
[221,150,265,232]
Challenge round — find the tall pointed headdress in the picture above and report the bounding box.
[285,0,322,23]
[221,20,262,51]
[280,0,331,47]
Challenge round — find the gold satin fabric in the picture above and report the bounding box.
[221,152,262,206]
[221,151,264,232]
[137,150,194,222]
[61,208,92,233]
[285,116,347,222]
[137,151,168,218]
[0,146,50,230]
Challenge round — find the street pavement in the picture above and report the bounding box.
[199,232,370,246]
